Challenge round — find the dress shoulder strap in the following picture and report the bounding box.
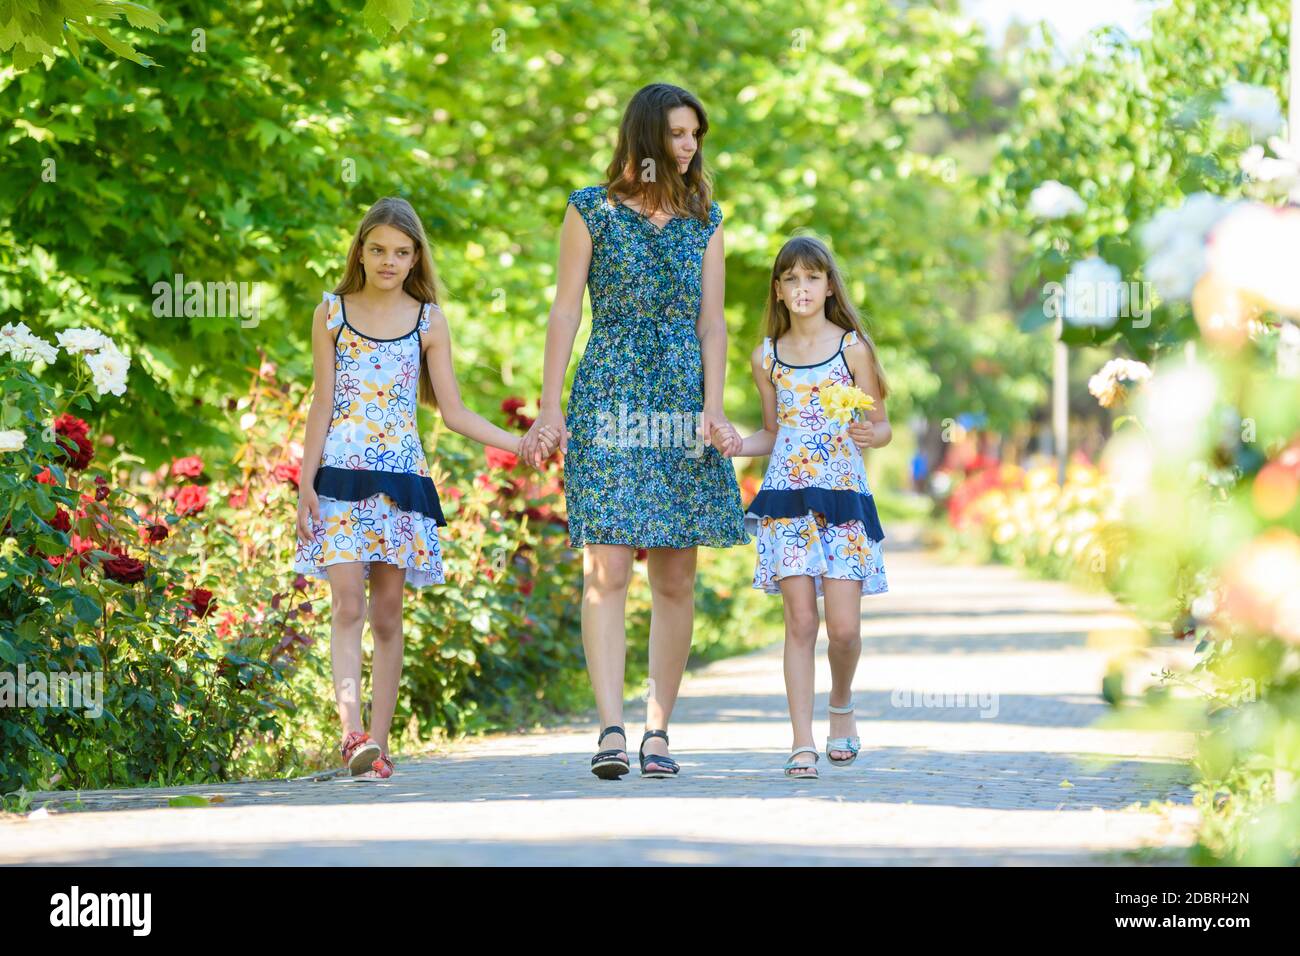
[761,337,777,384]
[841,328,859,349]
[322,292,344,330]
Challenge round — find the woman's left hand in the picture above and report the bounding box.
[846,419,875,451]
[697,409,732,448]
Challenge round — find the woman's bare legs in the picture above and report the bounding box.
[367,562,407,755]
[779,575,821,775]
[822,578,863,759]
[325,562,368,737]
[582,544,635,762]
[642,546,699,769]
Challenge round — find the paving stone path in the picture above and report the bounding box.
[1,524,1200,865]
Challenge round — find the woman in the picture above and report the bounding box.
[519,83,748,779]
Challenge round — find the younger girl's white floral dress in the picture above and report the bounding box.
[293,291,447,588]
[744,329,888,596]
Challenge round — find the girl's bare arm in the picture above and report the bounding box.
[735,343,780,458]
[296,300,335,539]
[844,340,892,449]
[419,306,534,454]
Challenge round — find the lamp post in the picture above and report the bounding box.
[1053,320,1068,486]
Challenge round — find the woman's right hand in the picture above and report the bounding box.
[522,407,568,469]
[297,486,321,542]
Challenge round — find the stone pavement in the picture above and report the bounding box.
[0,524,1200,865]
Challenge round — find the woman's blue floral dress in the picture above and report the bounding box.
[563,184,748,548]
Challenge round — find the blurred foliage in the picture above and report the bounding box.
[2,0,1052,471]
[984,0,1291,359]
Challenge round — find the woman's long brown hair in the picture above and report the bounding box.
[601,83,713,225]
[763,235,890,401]
[333,197,441,409]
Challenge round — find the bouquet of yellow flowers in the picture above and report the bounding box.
[820,382,876,425]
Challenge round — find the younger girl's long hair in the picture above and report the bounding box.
[602,83,713,226]
[333,197,440,409]
[763,235,890,401]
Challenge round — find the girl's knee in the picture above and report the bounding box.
[786,610,819,645]
[825,622,861,650]
[331,590,367,626]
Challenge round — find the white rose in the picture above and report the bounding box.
[1206,203,1300,318]
[1139,193,1240,302]
[1063,256,1124,327]
[0,429,27,452]
[1145,234,1208,302]
[55,328,109,355]
[1214,82,1284,140]
[1028,180,1085,219]
[1137,359,1219,460]
[85,341,130,396]
[1,321,57,364]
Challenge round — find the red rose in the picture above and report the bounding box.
[54,414,94,470]
[171,455,205,479]
[187,587,216,619]
[94,475,110,501]
[50,508,71,533]
[502,397,538,430]
[273,461,301,487]
[215,610,238,640]
[485,447,518,471]
[445,487,463,501]
[54,413,89,439]
[34,466,56,485]
[48,533,97,570]
[293,573,308,591]
[103,552,146,583]
[146,522,169,542]
[174,484,209,516]
[227,488,249,509]
[635,548,648,562]
[520,579,535,596]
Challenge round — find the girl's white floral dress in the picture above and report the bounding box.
[293,291,447,588]
[744,329,888,596]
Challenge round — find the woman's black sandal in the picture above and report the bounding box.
[639,729,680,778]
[591,725,630,779]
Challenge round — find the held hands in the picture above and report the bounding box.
[520,408,568,469]
[698,409,741,459]
[532,423,561,461]
[708,421,743,458]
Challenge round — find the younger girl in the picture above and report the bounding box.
[712,235,891,779]
[294,197,558,779]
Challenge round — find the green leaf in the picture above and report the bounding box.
[167,794,210,807]
[73,594,101,623]
[118,3,167,31]
[1017,302,1054,333]
[79,23,156,68]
